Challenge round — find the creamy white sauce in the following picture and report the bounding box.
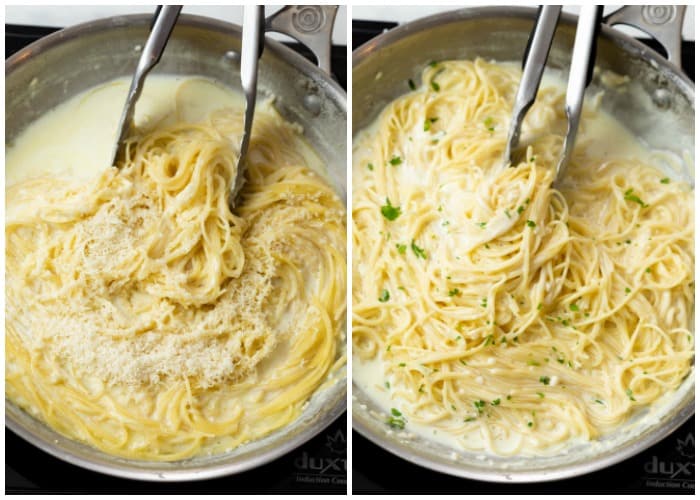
[7,76,244,185]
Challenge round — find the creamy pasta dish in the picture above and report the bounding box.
[6,77,346,461]
[352,59,693,455]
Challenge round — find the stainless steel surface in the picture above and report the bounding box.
[605,5,687,69]
[112,5,182,166]
[353,6,694,483]
[266,6,338,75]
[504,6,561,166]
[6,13,346,481]
[231,5,264,207]
[555,5,601,181]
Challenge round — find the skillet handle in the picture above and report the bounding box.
[603,5,686,69]
[265,6,338,75]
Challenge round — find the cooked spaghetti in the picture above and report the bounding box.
[352,59,693,455]
[6,79,346,461]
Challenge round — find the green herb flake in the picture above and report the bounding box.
[381,198,401,221]
[527,360,541,366]
[408,79,416,91]
[527,421,533,428]
[539,376,551,385]
[474,400,486,413]
[491,398,501,406]
[660,177,670,184]
[385,381,390,389]
[398,362,406,367]
[624,188,648,208]
[389,155,403,166]
[367,162,374,171]
[594,399,604,405]
[431,80,440,92]
[396,243,407,254]
[449,288,460,297]
[626,389,636,401]
[504,209,511,218]
[625,287,631,294]
[429,60,439,68]
[536,392,545,398]
[517,205,525,215]
[537,303,543,311]
[411,239,427,259]
[526,220,536,228]
[419,384,425,393]
[569,303,579,312]
[477,221,487,229]
[464,416,476,422]
[378,289,390,302]
[645,267,651,273]
[506,395,512,400]
[387,409,406,429]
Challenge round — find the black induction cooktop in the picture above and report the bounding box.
[5,22,347,495]
[351,19,695,495]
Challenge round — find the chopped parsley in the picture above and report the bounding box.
[645,267,651,273]
[367,162,374,171]
[464,416,476,422]
[385,381,390,389]
[517,205,525,215]
[537,303,543,310]
[526,220,536,228]
[527,421,533,428]
[536,392,545,398]
[625,287,631,294]
[624,188,648,208]
[480,297,488,308]
[398,362,406,367]
[431,80,440,92]
[389,155,403,166]
[569,303,579,312]
[448,288,461,297]
[594,399,604,405]
[484,117,495,132]
[381,198,401,221]
[491,398,501,406]
[626,389,636,401]
[396,243,407,254]
[387,408,406,429]
[423,117,439,131]
[527,360,541,367]
[474,400,486,413]
[539,376,551,385]
[660,177,670,184]
[408,79,416,90]
[419,384,425,393]
[429,60,439,68]
[411,239,427,259]
[378,289,390,302]
[504,209,511,218]
[477,221,487,229]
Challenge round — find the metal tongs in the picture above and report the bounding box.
[111,5,265,212]
[230,5,264,209]
[504,5,603,182]
[111,5,182,166]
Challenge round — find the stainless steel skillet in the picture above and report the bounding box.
[6,9,346,481]
[352,6,693,483]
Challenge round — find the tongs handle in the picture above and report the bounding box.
[555,5,603,181]
[504,6,562,165]
[112,5,182,166]
[230,5,265,207]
